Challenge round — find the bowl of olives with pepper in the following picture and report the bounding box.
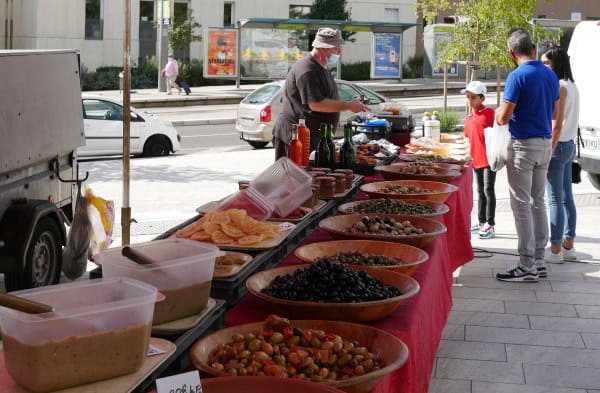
[361,180,459,203]
[190,315,409,393]
[294,240,429,276]
[318,213,446,249]
[375,163,461,183]
[338,198,449,221]
[245,262,419,322]
[200,376,346,393]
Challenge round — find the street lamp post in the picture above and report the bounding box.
[157,0,172,92]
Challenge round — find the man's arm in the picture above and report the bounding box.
[308,97,369,113]
[495,100,516,125]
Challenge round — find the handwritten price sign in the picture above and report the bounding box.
[155,370,202,393]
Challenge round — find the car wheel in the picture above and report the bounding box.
[248,141,269,149]
[143,135,172,157]
[4,217,63,291]
[588,172,600,191]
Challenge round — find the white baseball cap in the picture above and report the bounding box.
[461,81,487,95]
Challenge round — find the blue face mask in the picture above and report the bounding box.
[328,54,340,65]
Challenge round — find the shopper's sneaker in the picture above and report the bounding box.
[562,246,577,261]
[479,224,495,239]
[535,259,548,278]
[546,249,564,264]
[470,223,483,233]
[496,265,539,282]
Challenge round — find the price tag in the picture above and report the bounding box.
[278,222,296,232]
[155,370,202,393]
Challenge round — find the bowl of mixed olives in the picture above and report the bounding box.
[294,239,429,276]
[318,213,447,249]
[200,376,345,393]
[375,163,462,183]
[338,198,449,221]
[245,261,419,322]
[361,180,459,203]
[190,315,409,393]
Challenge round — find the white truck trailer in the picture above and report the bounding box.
[0,50,86,291]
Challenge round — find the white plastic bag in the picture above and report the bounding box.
[484,121,511,171]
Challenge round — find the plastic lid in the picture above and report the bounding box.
[213,188,274,221]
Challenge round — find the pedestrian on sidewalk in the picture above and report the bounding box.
[162,54,182,95]
[495,28,559,282]
[541,46,580,264]
[462,81,497,239]
[272,27,369,159]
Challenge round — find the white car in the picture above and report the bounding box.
[235,80,394,149]
[78,94,181,157]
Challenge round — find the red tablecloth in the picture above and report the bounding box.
[226,167,474,393]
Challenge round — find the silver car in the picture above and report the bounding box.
[235,80,392,149]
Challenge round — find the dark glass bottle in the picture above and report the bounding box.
[315,124,331,168]
[326,124,336,170]
[339,123,356,169]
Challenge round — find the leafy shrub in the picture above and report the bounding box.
[439,111,460,133]
[178,59,208,86]
[341,61,370,81]
[402,55,423,79]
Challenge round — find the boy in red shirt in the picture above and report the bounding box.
[462,81,496,239]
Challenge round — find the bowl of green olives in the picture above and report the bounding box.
[361,180,459,203]
[318,213,447,249]
[294,240,429,276]
[338,198,449,221]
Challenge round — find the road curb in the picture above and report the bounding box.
[171,118,236,127]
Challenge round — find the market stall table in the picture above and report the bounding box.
[225,166,473,393]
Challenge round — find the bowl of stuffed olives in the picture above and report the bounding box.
[361,180,459,203]
[338,198,449,221]
[375,163,461,183]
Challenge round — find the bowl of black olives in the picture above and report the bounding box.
[245,262,419,322]
[361,180,459,203]
[338,198,449,221]
[294,240,429,276]
[318,213,447,249]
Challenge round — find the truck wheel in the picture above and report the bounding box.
[248,141,269,149]
[143,135,171,157]
[588,173,600,191]
[4,217,63,291]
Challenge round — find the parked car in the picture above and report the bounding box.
[235,80,393,149]
[78,94,181,157]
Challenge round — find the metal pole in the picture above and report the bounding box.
[236,26,241,88]
[122,0,131,245]
[443,63,448,113]
[157,0,168,92]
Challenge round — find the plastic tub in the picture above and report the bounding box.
[0,277,157,393]
[249,157,313,218]
[100,238,220,325]
[212,187,274,221]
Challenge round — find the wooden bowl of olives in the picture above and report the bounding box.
[190,318,409,393]
[201,377,345,393]
[318,213,447,249]
[294,240,429,276]
[361,180,459,203]
[375,163,461,183]
[245,263,419,322]
[338,198,449,221]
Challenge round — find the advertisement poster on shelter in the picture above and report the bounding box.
[204,28,238,78]
[372,33,401,78]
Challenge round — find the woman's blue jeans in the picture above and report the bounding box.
[546,140,577,245]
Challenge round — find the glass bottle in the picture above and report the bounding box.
[287,124,303,165]
[326,124,336,170]
[297,118,310,167]
[339,123,356,170]
[315,124,331,168]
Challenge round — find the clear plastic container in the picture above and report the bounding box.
[249,157,313,218]
[100,238,220,325]
[0,277,157,392]
[212,187,274,221]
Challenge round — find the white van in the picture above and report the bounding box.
[568,20,600,190]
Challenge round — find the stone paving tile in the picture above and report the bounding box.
[524,364,600,390]
[466,326,585,348]
[471,381,586,393]
[541,272,588,282]
[437,340,506,361]
[505,301,578,317]
[506,344,600,368]
[428,377,471,393]
[550,281,600,295]
[452,298,505,313]
[582,333,600,350]
[453,286,536,301]
[448,311,530,329]
[530,316,600,333]
[442,324,466,340]
[435,358,524,384]
[536,291,600,306]
[577,305,600,319]
[454,264,494,278]
[456,276,552,290]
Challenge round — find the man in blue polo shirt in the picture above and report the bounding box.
[495,28,559,282]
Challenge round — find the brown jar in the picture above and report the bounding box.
[329,173,347,192]
[315,176,335,198]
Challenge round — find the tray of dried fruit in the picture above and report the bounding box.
[174,209,296,251]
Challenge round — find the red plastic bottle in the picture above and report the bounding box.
[297,118,310,166]
[287,124,303,165]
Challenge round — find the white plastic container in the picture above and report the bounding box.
[100,238,220,325]
[424,119,441,142]
[0,277,157,393]
[213,187,275,221]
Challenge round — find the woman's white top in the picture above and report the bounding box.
[560,79,580,142]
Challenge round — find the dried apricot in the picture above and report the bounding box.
[211,230,234,244]
[190,230,211,241]
[237,234,264,245]
[221,223,244,238]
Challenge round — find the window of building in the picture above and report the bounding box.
[290,5,310,19]
[384,8,399,23]
[85,0,103,40]
[224,2,234,27]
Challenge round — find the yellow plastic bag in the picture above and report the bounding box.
[86,188,115,262]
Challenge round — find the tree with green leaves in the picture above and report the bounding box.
[308,0,355,42]
[168,10,202,52]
